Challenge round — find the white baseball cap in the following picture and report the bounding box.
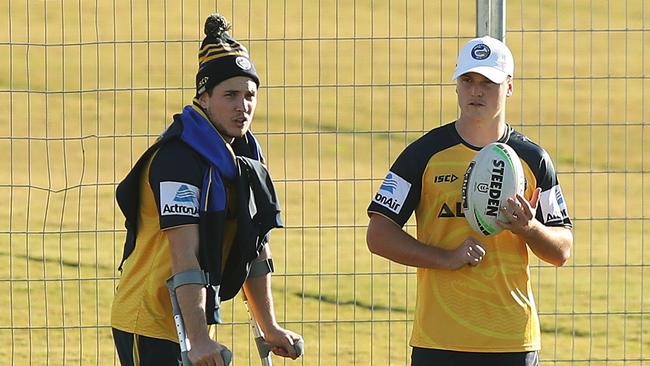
[452,36,514,84]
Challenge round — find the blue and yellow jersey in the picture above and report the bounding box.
[111,140,238,342]
[368,122,571,352]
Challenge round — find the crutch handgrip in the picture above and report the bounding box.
[179,347,232,366]
[220,349,232,365]
[254,336,304,359]
[292,338,305,357]
[254,335,272,358]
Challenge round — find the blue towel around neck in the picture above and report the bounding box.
[176,105,262,214]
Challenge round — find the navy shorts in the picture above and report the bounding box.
[411,347,539,366]
[112,328,181,366]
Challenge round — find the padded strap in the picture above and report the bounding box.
[167,269,209,290]
[249,258,274,278]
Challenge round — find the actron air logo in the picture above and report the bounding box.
[380,174,398,193]
[173,184,197,204]
[373,171,411,214]
[160,181,200,217]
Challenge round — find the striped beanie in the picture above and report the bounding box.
[195,14,260,96]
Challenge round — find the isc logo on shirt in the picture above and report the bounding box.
[160,182,200,217]
[373,171,411,214]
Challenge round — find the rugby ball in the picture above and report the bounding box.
[461,142,526,236]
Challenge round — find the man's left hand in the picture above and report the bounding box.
[497,187,541,235]
[264,326,303,359]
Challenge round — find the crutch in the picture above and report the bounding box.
[243,294,304,366]
[167,271,232,366]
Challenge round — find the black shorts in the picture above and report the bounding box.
[112,328,181,366]
[411,347,539,366]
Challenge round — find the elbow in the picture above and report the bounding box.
[557,232,574,266]
[366,221,388,257]
[366,229,380,255]
[536,243,571,267]
[552,236,573,267]
[366,216,382,255]
[553,250,571,267]
[539,228,573,267]
[367,214,401,258]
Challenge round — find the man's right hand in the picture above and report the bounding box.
[447,238,486,270]
[189,338,231,366]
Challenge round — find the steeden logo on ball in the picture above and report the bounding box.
[461,142,526,236]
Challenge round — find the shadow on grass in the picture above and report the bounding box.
[295,291,407,313]
[540,324,590,337]
[2,252,114,271]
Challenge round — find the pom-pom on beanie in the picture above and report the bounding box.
[195,13,260,96]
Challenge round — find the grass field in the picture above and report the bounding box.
[1,0,649,365]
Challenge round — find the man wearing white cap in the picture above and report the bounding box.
[366,36,573,365]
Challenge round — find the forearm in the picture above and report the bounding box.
[366,214,453,269]
[242,246,279,333]
[243,273,278,331]
[176,284,211,343]
[166,224,212,343]
[521,222,573,266]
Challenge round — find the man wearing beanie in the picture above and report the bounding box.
[366,36,573,365]
[111,14,302,366]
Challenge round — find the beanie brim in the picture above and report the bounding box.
[196,55,260,96]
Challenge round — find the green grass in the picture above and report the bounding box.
[1,0,649,365]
